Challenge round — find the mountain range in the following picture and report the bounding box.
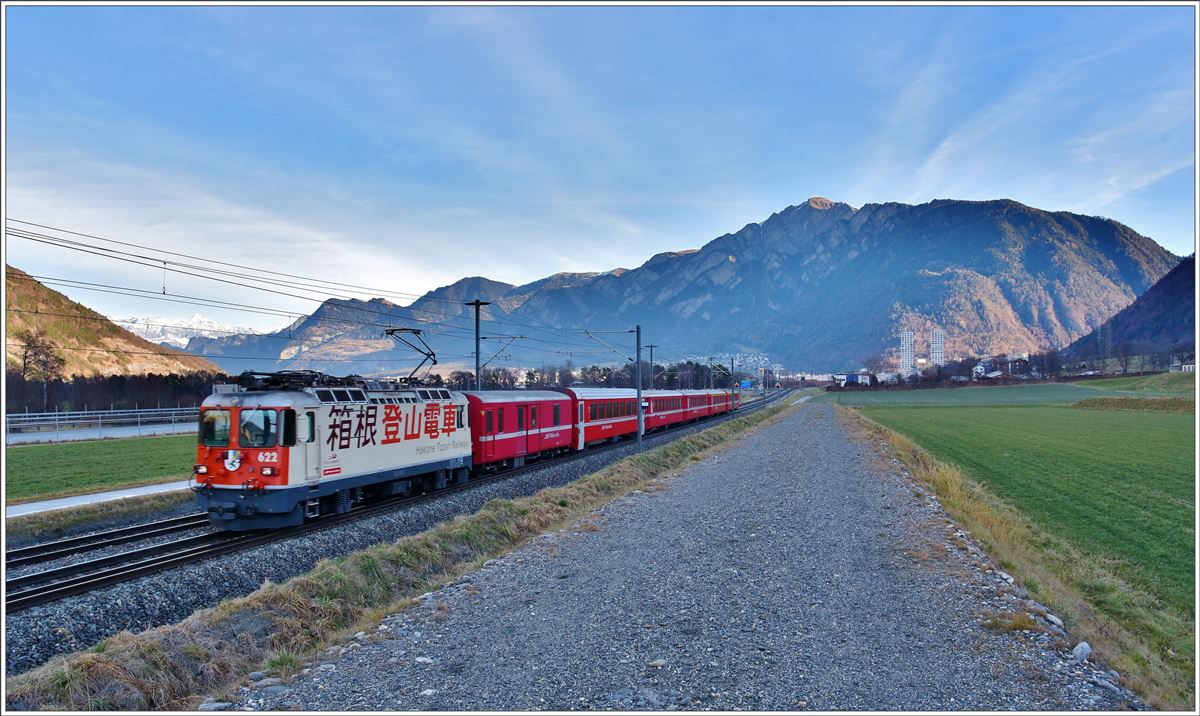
[185,197,1181,373]
[5,266,221,377]
[113,314,263,349]
[1066,255,1195,357]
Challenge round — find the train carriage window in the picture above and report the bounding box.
[281,410,297,447]
[199,409,231,447]
[333,389,352,403]
[486,411,493,434]
[316,389,335,403]
[517,407,525,431]
[530,407,537,428]
[456,406,464,429]
[498,408,505,432]
[590,404,596,420]
[238,409,277,447]
[553,404,560,426]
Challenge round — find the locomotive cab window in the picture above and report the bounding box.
[199,409,231,447]
[238,409,278,447]
[315,389,335,403]
[281,409,297,447]
[333,389,352,403]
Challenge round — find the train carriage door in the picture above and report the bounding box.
[529,405,539,454]
[577,402,585,450]
[300,410,319,487]
[483,410,495,461]
[515,406,528,458]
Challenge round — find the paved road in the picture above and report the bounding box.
[233,402,1132,711]
[6,421,196,445]
[6,481,192,518]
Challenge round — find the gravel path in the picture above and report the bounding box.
[5,408,759,676]
[228,402,1139,711]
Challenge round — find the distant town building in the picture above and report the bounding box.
[900,330,915,376]
[930,329,945,367]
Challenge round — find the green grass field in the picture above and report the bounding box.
[817,382,1098,406]
[1078,372,1195,396]
[863,404,1195,612]
[6,434,196,504]
[818,373,1196,407]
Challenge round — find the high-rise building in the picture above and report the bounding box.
[930,328,945,367]
[900,330,915,376]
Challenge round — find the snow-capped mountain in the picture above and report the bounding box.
[112,314,262,349]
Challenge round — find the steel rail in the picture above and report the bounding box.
[5,391,788,613]
[6,514,211,568]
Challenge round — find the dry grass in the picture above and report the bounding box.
[5,403,795,711]
[1072,397,1194,413]
[980,609,1045,633]
[5,490,194,544]
[848,408,1195,711]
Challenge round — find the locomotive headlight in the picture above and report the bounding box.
[194,465,208,474]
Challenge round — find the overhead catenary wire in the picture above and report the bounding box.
[4,237,603,353]
[6,270,603,353]
[6,221,684,369]
[6,220,617,348]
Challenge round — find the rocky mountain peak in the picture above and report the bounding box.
[807,196,837,210]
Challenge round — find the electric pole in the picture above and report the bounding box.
[647,344,658,389]
[635,325,643,452]
[464,299,490,390]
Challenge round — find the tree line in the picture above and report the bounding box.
[6,332,756,413]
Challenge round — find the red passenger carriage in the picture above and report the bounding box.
[461,391,574,468]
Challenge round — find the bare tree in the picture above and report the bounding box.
[1173,340,1194,365]
[446,371,474,390]
[862,354,887,374]
[14,329,66,410]
[1113,341,1137,374]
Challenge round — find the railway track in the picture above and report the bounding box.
[5,390,789,613]
[5,513,211,569]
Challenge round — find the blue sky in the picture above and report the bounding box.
[5,5,1196,331]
